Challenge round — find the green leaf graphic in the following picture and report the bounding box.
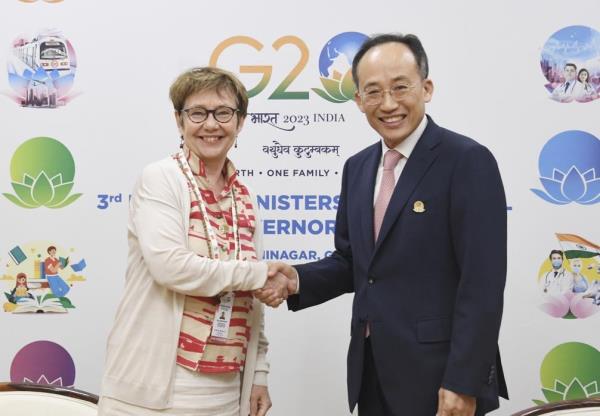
[340,70,357,100]
[311,87,346,103]
[542,387,564,403]
[3,193,37,208]
[42,293,56,302]
[565,379,588,400]
[50,173,63,186]
[319,77,348,101]
[59,297,75,309]
[554,380,568,393]
[49,181,74,206]
[23,174,34,186]
[31,172,54,205]
[11,183,38,206]
[48,193,82,209]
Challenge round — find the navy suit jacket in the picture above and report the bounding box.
[288,116,508,415]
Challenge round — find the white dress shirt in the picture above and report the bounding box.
[373,115,428,203]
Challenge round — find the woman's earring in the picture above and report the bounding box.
[179,135,184,149]
[234,139,238,149]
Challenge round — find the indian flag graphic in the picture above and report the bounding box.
[556,234,600,259]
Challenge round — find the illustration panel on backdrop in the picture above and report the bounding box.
[3,137,82,209]
[10,341,75,386]
[5,29,77,108]
[2,240,87,313]
[537,234,600,319]
[541,25,600,103]
[531,130,600,205]
[534,342,600,405]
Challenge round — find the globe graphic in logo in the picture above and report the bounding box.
[312,32,369,103]
[531,130,600,205]
[3,137,82,208]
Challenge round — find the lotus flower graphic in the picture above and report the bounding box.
[312,32,369,103]
[531,130,600,205]
[3,137,82,208]
[533,342,600,405]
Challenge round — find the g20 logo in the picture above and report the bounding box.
[210,32,369,103]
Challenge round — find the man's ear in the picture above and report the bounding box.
[354,91,365,113]
[423,79,434,103]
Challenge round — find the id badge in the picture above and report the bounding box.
[210,292,235,340]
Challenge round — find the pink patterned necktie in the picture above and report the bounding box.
[374,149,403,241]
[367,149,402,338]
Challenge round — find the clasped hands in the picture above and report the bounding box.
[253,262,298,307]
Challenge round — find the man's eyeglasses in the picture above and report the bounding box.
[181,106,238,123]
[359,84,416,106]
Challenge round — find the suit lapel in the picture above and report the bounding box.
[359,143,381,256]
[373,118,442,254]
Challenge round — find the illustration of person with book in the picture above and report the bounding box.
[8,273,34,303]
[44,245,70,297]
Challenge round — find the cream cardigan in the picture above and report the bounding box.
[100,157,269,416]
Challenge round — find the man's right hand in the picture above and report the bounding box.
[254,262,298,307]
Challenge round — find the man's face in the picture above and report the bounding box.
[354,42,433,148]
[551,253,563,268]
[564,65,577,82]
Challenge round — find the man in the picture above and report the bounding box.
[541,250,572,295]
[259,33,508,415]
[44,245,70,298]
[551,63,584,102]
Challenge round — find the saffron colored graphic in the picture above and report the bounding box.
[6,29,77,108]
[531,130,600,205]
[3,137,82,209]
[10,341,75,387]
[537,234,600,319]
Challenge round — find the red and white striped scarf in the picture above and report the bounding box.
[175,146,258,374]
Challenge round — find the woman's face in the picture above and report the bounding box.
[579,71,589,82]
[176,89,244,166]
[17,276,26,285]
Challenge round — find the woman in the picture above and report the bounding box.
[576,68,598,102]
[570,258,588,293]
[98,67,283,416]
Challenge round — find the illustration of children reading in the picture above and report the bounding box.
[8,272,34,303]
[44,245,70,297]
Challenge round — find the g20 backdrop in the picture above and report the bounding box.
[1,1,600,414]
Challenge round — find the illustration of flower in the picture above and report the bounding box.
[3,137,82,209]
[534,342,600,405]
[532,166,600,205]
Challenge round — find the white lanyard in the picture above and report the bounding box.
[175,151,239,260]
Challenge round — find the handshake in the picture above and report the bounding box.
[253,262,298,308]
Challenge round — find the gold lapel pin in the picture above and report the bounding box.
[413,200,425,213]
